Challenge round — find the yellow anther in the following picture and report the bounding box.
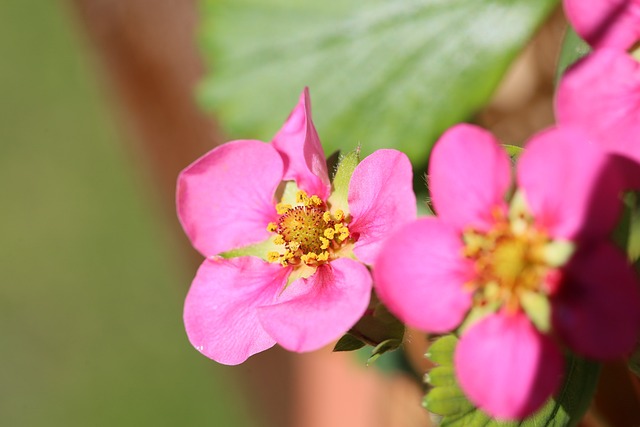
[339,230,350,241]
[320,237,330,250]
[274,235,285,245]
[276,203,292,214]
[288,241,301,252]
[301,253,318,264]
[296,190,309,204]
[322,211,332,222]
[267,222,278,233]
[334,223,343,232]
[334,210,344,221]
[267,252,281,262]
[324,228,336,239]
[309,195,323,206]
[317,252,330,262]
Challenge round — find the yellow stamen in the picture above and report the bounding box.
[274,235,285,245]
[322,211,332,222]
[288,241,300,252]
[296,190,309,204]
[276,203,292,214]
[267,222,278,233]
[267,252,281,262]
[334,209,344,221]
[309,195,323,206]
[324,228,336,239]
[320,237,330,250]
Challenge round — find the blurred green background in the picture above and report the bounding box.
[0,2,255,425]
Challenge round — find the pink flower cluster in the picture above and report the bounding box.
[176,2,640,420]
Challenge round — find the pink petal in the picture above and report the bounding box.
[372,218,474,333]
[271,88,331,200]
[552,243,640,359]
[177,140,282,256]
[517,126,623,241]
[258,258,372,353]
[557,49,640,164]
[429,124,511,232]
[455,312,564,420]
[564,0,640,49]
[348,149,416,265]
[183,256,290,365]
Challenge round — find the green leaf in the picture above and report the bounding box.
[333,333,366,352]
[424,334,601,426]
[327,148,360,214]
[199,0,558,163]
[555,26,591,82]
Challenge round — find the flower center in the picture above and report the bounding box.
[464,222,548,306]
[266,190,351,267]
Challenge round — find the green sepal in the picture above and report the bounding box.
[555,26,591,83]
[278,180,302,206]
[219,236,279,260]
[502,144,524,161]
[629,344,640,378]
[425,366,456,387]
[542,240,575,268]
[327,148,360,215]
[333,292,405,364]
[333,333,366,352]
[424,334,457,366]
[520,290,551,333]
[424,334,601,427]
[367,338,403,366]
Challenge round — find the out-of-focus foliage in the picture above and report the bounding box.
[424,335,600,427]
[0,2,254,426]
[199,0,558,163]
[556,26,591,82]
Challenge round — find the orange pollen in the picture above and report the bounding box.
[462,220,550,310]
[266,190,352,267]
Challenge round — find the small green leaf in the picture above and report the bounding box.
[327,148,360,214]
[333,333,366,352]
[424,334,601,426]
[367,338,403,365]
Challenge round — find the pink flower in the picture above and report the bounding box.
[564,0,640,49]
[374,124,640,419]
[177,88,416,365]
[557,48,640,166]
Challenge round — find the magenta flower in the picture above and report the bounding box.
[176,88,416,365]
[564,0,640,49]
[374,124,640,419]
[557,48,640,166]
